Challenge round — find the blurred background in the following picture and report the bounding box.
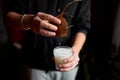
[0,0,120,80]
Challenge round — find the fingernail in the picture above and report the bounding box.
[58,20,61,24]
[55,27,58,30]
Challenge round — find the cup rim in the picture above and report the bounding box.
[53,46,72,56]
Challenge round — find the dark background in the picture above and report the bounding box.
[0,0,119,80]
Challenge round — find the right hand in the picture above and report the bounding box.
[30,12,61,37]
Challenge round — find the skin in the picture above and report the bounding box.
[5,12,86,72]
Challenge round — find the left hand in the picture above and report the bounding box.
[58,52,80,72]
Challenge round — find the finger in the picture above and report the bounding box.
[60,58,78,69]
[65,53,80,63]
[60,55,79,69]
[63,54,75,63]
[40,20,57,31]
[38,12,61,24]
[31,16,57,36]
[33,16,57,31]
[39,28,56,37]
[59,64,77,72]
[60,60,78,71]
[30,16,41,32]
[32,16,41,25]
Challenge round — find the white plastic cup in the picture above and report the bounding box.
[53,46,72,69]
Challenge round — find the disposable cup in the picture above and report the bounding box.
[53,46,72,69]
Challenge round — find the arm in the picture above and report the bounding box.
[5,12,34,30]
[59,32,86,71]
[72,32,86,56]
[59,0,90,72]
[5,12,61,37]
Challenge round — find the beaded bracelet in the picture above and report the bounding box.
[20,14,30,30]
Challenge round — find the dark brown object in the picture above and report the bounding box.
[56,0,80,37]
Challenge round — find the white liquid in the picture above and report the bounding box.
[53,46,72,69]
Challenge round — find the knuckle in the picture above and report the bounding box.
[38,12,43,15]
[47,25,51,29]
[71,63,73,67]
[45,32,50,36]
[40,21,44,27]
[39,29,44,35]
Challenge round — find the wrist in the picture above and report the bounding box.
[20,14,34,30]
[72,46,81,55]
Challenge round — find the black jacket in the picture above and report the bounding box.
[6,0,91,71]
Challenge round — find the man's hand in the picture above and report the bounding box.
[30,12,61,37]
[58,52,80,72]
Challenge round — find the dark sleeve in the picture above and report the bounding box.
[72,0,91,35]
[5,0,29,14]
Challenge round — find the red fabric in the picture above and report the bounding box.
[7,29,27,43]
